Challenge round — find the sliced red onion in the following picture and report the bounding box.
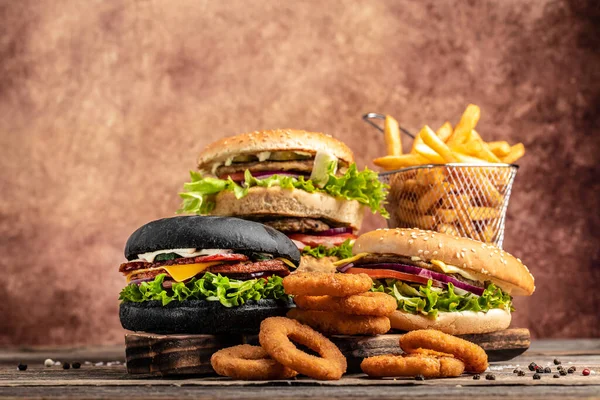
[349,263,485,296]
[291,239,306,249]
[312,227,354,236]
[336,263,354,273]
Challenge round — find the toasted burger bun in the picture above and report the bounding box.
[197,129,355,170]
[389,309,512,335]
[353,228,535,296]
[120,298,293,335]
[124,216,301,265]
[211,187,365,230]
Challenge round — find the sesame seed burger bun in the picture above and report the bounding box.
[353,228,535,296]
[389,309,512,335]
[210,187,365,230]
[197,129,355,170]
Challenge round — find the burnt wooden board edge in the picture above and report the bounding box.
[124,328,530,376]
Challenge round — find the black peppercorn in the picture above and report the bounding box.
[72,362,81,369]
[544,367,551,373]
[560,369,568,376]
[554,359,561,365]
[528,362,537,371]
[62,362,70,370]
[485,374,496,380]
[513,369,520,373]
[517,370,526,376]
[553,374,559,378]
[568,367,576,373]
[533,373,541,380]
[415,374,425,381]
[473,374,480,380]
[17,363,27,371]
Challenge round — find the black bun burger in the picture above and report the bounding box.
[119,216,301,334]
[335,228,535,335]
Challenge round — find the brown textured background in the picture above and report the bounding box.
[1,0,598,346]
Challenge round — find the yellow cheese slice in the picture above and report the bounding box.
[277,257,298,270]
[126,261,223,283]
[430,259,480,282]
[332,252,370,267]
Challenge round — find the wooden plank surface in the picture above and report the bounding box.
[1,340,599,399]
[124,329,530,376]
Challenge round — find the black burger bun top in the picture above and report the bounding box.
[124,216,301,266]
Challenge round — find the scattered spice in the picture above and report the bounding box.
[553,374,559,378]
[517,370,526,377]
[485,374,496,381]
[528,362,537,371]
[415,374,425,381]
[72,362,81,369]
[560,369,568,376]
[473,374,480,380]
[17,363,27,371]
[533,373,541,380]
[44,359,54,368]
[553,359,561,365]
[568,367,576,373]
[544,367,551,373]
[62,362,70,370]
[582,369,590,376]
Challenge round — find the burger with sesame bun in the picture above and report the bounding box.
[118,216,301,334]
[177,129,389,273]
[335,228,535,335]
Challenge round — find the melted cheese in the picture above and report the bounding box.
[277,257,298,270]
[332,253,369,266]
[430,259,480,282]
[126,262,223,283]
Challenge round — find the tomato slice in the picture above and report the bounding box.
[345,267,432,286]
[219,172,246,182]
[288,233,357,248]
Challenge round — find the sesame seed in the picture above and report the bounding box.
[471,249,476,253]
[461,248,467,252]
[438,243,443,248]
[462,263,467,267]
[424,250,430,255]
[423,237,429,241]
[408,239,414,245]
[401,232,405,236]
[418,249,424,254]
[433,251,438,255]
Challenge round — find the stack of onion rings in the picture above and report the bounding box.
[361,353,465,378]
[399,329,488,373]
[259,317,347,380]
[287,309,391,336]
[210,344,298,380]
[293,292,397,316]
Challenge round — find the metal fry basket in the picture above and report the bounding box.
[364,113,518,248]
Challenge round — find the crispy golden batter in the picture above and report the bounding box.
[210,344,297,380]
[361,353,465,378]
[287,309,390,336]
[293,292,397,316]
[259,317,347,380]
[283,272,372,297]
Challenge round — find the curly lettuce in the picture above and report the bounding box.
[371,279,513,318]
[178,164,389,217]
[119,272,288,308]
[301,239,354,260]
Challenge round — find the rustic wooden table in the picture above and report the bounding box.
[1,340,599,399]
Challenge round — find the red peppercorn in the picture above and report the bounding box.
[582,369,590,376]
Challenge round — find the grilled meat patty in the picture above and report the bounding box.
[216,160,314,177]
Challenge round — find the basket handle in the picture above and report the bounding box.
[362,112,415,139]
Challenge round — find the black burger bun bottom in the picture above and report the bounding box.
[124,215,301,266]
[120,298,294,335]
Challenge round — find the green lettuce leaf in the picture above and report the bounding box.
[372,279,513,318]
[119,272,288,307]
[177,164,389,217]
[301,239,354,259]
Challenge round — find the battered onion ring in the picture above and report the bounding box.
[283,272,372,297]
[210,344,298,380]
[399,329,488,373]
[259,317,347,380]
[287,309,390,335]
[361,354,465,378]
[294,292,397,316]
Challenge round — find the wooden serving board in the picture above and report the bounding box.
[125,328,530,376]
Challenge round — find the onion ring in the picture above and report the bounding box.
[361,353,465,378]
[283,272,372,297]
[259,317,347,380]
[293,292,397,316]
[399,329,488,373]
[210,344,298,380]
[287,309,390,335]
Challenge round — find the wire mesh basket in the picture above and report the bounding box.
[379,164,518,247]
[363,112,518,248]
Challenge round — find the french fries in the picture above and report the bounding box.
[384,115,402,156]
[376,105,526,244]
